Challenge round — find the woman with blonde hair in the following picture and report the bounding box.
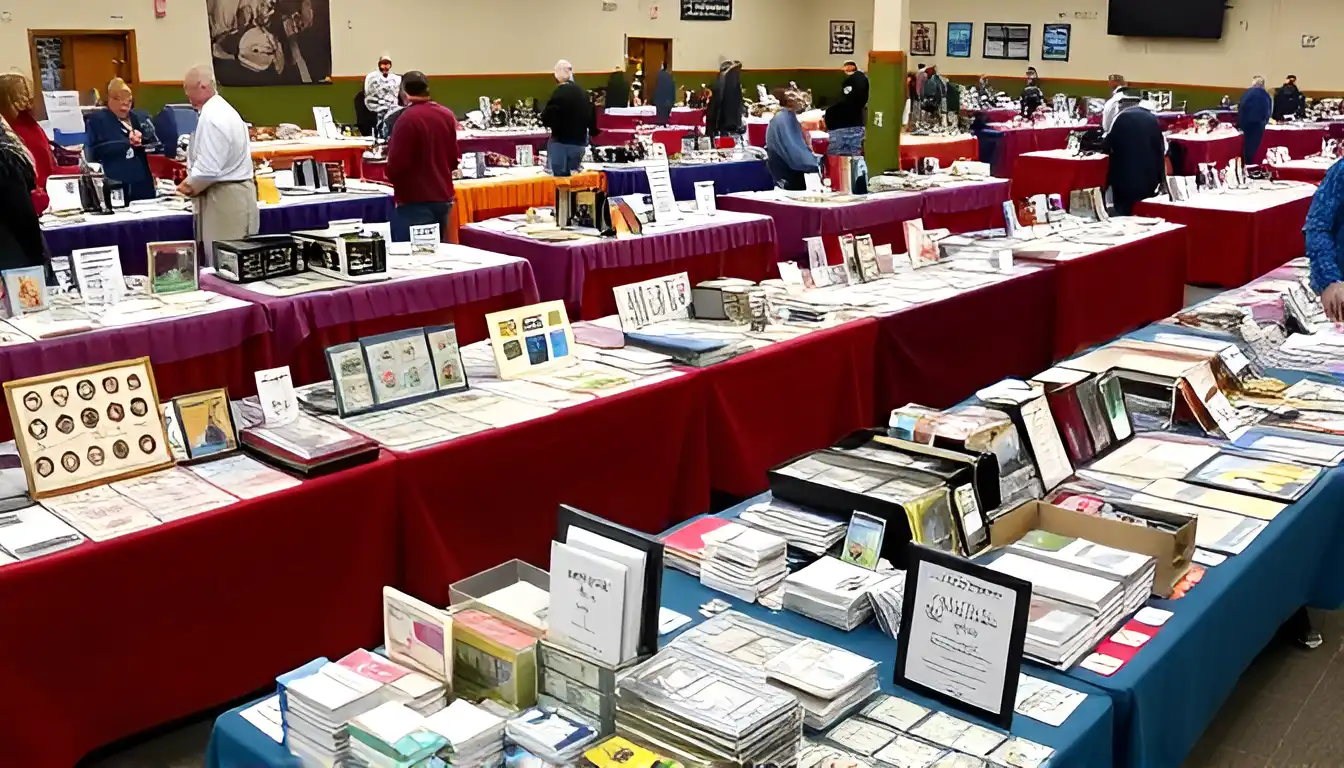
[85,77,159,200]
[0,73,59,213]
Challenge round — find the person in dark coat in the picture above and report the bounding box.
[706,60,744,139]
[541,60,598,177]
[1104,104,1166,216]
[654,65,676,126]
[823,60,869,156]
[1237,75,1273,165]
[0,117,50,276]
[1273,74,1307,121]
[1021,67,1044,119]
[765,89,819,190]
[605,68,629,109]
[85,78,159,201]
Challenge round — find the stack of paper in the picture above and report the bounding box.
[782,556,903,630]
[616,647,803,766]
[282,662,386,765]
[423,699,505,766]
[505,706,599,764]
[698,521,789,603]
[0,505,85,560]
[980,551,1126,669]
[335,650,446,715]
[865,570,907,638]
[1006,530,1157,614]
[737,499,848,556]
[345,701,448,768]
[661,516,732,576]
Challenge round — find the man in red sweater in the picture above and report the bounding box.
[385,71,458,242]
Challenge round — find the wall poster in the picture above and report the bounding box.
[205,0,333,86]
[946,22,973,58]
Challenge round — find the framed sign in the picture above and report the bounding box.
[830,20,857,55]
[680,0,731,21]
[894,542,1031,729]
[1043,23,1072,61]
[947,22,974,58]
[910,22,936,57]
[984,23,1032,60]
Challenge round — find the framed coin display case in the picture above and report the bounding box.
[3,357,175,498]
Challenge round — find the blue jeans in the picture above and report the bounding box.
[547,141,587,177]
[393,201,453,241]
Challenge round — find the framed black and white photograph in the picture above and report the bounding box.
[680,0,732,21]
[910,22,937,57]
[830,20,857,55]
[984,23,1032,60]
[205,0,333,86]
[1043,23,1072,61]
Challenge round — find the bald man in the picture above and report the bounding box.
[540,59,598,177]
[178,65,257,266]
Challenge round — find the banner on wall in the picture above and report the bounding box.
[830,20,856,55]
[946,22,973,58]
[1042,23,1072,61]
[681,0,732,21]
[205,0,334,86]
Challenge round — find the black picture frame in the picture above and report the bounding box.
[910,21,937,57]
[983,23,1032,61]
[893,542,1031,729]
[1042,23,1072,62]
[556,504,665,659]
[830,20,857,55]
[680,0,732,21]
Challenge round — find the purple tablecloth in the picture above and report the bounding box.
[922,179,1012,214]
[603,160,775,200]
[458,132,550,157]
[0,298,269,383]
[200,259,540,365]
[458,213,777,310]
[717,192,923,262]
[41,194,395,275]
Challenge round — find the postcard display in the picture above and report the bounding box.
[485,301,577,380]
[325,325,469,417]
[4,358,175,498]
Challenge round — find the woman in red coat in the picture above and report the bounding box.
[0,74,60,214]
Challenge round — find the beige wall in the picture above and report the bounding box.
[0,0,875,82]
[907,0,1343,89]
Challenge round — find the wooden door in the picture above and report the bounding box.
[70,35,130,97]
[642,40,668,103]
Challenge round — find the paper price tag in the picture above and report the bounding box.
[804,173,825,193]
[409,224,440,254]
[694,180,716,214]
[255,366,298,426]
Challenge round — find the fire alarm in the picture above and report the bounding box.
[154,0,167,18]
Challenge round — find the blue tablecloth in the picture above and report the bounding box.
[603,159,775,200]
[41,194,394,274]
[207,702,296,768]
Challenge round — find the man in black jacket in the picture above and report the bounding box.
[541,60,598,177]
[1104,104,1165,216]
[824,60,869,156]
[1273,74,1307,121]
[706,60,744,141]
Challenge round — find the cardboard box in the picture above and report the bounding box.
[989,499,1194,598]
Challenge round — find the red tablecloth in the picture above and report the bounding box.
[593,127,694,157]
[699,320,881,497]
[0,453,401,768]
[1133,186,1316,287]
[899,135,979,170]
[1167,134,1243,176]
[920,179,1011,234]
[1010,151,1109,200]
[1258,125,1329,163]
[986,124,1081,178]
[1023,225,1189,359]
[597,108,704,130]
[398,373,709,601]
[458,214,780,319]
[1269,161,1331,184]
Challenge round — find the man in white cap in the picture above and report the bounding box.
[364,55,401,122]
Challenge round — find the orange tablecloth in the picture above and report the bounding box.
[446,170,605,242]
[899,134,979,170]
[250,141,369,177]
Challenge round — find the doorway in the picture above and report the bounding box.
[28,30,139,107]
[626,37,672,105]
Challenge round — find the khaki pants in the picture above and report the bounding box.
[194,180,260,267]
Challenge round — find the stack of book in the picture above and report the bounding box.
[782,556,903,630]
[1005,530,1156,615]
[422,699,506,766]
[624,329,749,367]
[504,706,600,764]
[281,662,386,765]
[698,521,789,603]
[661,516,733,576]
[335,650,446,715]
[980,550,1127,669]
[615,647,803,766]
[345,701,448,768]
[865,570,907,639]
[736,499,848,557]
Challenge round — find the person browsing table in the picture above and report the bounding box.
[179,65,257,266]
[385,71,458,241]
[1305,159,1344,320]
[0,74,59,214]
[85,78,159,202]
[824,60,869,156]
[0,117,49,276]
[541,60,597,177]
[765,89,819,191]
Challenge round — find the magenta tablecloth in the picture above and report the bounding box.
[458,132,551,157]
[717,192,923,262]
[922,179,1012,214]
[1167,133,1244,176]
[597,109,704,130]
[200,260,540,365]
[458,213,778,311]
[984,124,1079,178]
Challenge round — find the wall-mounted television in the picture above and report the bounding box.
[1107,0,1227,39]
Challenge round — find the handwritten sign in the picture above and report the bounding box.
[894,543,1029,728]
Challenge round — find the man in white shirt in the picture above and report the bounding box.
[1101,74,1129,135]
[178,65,258,266]
[364,56,401,121]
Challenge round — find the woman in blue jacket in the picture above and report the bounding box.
[85,78,158,201]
